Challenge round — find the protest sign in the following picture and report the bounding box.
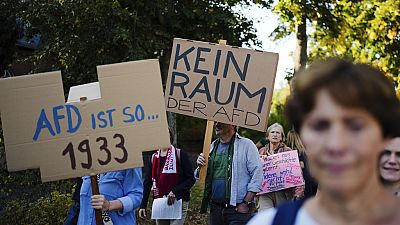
[258,150,304,194]
[165,38,279,131]
[0,59,170,182]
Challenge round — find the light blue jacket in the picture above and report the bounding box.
[78,168,143,225]
[195,133,262,206]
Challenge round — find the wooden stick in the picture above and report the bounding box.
[198,39,226,184]
[90,174,104,225]
[199,120,214,183]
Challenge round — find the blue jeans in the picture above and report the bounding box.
[209,202,253,225]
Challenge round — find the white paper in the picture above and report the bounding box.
[151,198,182,220]
[67,82,101,103]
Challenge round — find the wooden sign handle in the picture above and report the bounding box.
[198,39,226,184]
[90,175,104,225]
[199,120,214,183]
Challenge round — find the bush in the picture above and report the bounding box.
[0,167,76,225]
[1,191,73,225]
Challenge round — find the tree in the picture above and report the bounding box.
[308,0,400,95]
[272,0,399,95]
[271,0,339,77]
[14,0,271,90]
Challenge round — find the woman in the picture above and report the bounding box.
[258,123,294,211]
[286,129,318,199]
[380,137,400,196]
[249,58,400,225]
[139,129,195,225]
[77,168,143,225]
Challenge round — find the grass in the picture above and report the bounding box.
[137,183,208,225]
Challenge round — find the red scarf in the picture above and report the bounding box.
[151,145,179,198]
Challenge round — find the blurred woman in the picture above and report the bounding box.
[380,137,400,196]
[258,123,294,211]
[248,58,400,225]
[286,129,318,199]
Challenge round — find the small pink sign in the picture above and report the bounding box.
[258,150,305,195]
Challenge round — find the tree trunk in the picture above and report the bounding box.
[160,46,177,146]
[167,111,177,146]
[293,12,307,75]
[157,2,177,145]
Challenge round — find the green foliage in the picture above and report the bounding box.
[272,0,399,95]
[0,1,20,72]
[268,86,291,132]
[308,0,400,95]
[0,168,76,224]
[1,191,73,225]
[271,0,339,40]
[9,0,271,93]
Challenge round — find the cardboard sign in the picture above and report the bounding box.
[165,38,278,131]
[258,150,304,194]
[0,59,170,182]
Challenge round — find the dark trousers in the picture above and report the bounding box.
[63,203,79,225]
[209,202,253,225]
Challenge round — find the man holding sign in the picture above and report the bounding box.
[195,122,262,225]
[165,38,277,225]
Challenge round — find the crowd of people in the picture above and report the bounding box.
[63,58,400,225]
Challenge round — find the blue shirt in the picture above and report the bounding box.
[78,168,143,225]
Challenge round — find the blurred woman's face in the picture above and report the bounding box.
[268,127,282,145]
[300,90,387,195]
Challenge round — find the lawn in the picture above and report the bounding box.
[138,183,208,225]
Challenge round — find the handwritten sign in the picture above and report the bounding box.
[258,151,304,194]
[165,38,278,131]
[0,59,170,182]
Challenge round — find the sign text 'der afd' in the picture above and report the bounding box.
[0,59,170,182]
[165,38,279,131]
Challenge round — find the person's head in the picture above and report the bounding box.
[214,122,236,142]
[286,129,306,154]
[380,137,400,186]
[285,58,400,195]
[266,123,285,145]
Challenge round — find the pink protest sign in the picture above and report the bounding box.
[258,150,304,195]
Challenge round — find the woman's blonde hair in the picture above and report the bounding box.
[286,129,306,154]
[266,123,285,142]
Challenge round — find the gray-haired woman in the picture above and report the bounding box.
[257,123,294,211]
